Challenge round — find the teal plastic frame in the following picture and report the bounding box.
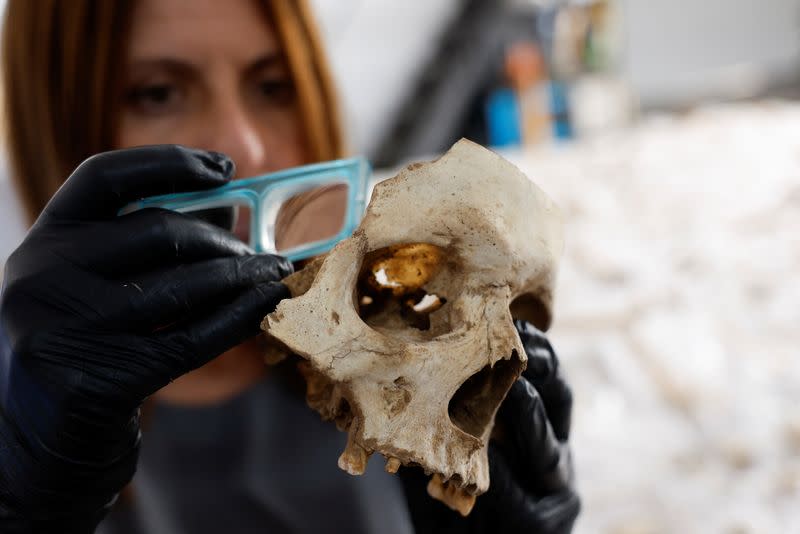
[120,157,371,261]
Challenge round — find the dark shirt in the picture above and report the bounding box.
[97,368,414,534]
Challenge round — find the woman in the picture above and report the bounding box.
[0,1,579,533]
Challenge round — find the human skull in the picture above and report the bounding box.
[262,139,563,514]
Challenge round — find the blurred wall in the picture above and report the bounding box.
[0,160,27,268]
[621,0,800,107]
[308,0,461,156]
[312,0,800,147]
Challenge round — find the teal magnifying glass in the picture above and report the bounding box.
[120,157,371,262]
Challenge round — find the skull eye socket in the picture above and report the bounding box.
[356,243,449,332]
[509,293,551,330]
[447,355,522,440]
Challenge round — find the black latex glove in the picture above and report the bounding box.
[0,145,292,532]
[402,320,580,534]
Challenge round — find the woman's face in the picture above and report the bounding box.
[117,0,307,177]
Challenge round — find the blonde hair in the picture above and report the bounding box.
[1,0,345,224]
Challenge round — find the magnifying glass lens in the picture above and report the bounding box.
[121,156,370,261]
[273,182,349,253]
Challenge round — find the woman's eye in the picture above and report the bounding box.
[259,79,295,105]
[125,83,182,114]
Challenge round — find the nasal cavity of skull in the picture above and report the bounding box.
[356,243,448,331]
[448,356,522,440]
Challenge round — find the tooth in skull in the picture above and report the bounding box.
[262,139,563,515]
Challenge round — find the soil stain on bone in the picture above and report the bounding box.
[382,376,412,416]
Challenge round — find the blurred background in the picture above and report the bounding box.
[1,0,799,532]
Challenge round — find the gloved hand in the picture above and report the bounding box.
[401,320,580,534]
[0,146,292,532]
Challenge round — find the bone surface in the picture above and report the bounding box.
[262,139,563,514]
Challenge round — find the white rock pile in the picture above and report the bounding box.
[508,101,800,534]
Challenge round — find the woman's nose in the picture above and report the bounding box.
[204,98,269,179]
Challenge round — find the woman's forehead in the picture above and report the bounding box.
[127,0,280,65]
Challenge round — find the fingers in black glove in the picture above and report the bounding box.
[35,280,291,406]
[497,376,572,494]
[76,209,255,275]
[114,253,291,331]
[402,321,580,534]
[487,445,580,534]
[0,145,293,529]
[402,376,580,534]
[478,320,579,533]
[39,145,234,223]
[516,319,573,441]
[153,280,290,370]
[12,146,250,281]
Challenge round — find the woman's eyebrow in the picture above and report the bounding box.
[125,52,285,81]
[127,58,199,80]
[245,52,285,75]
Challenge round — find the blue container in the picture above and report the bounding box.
[548,81,573,140]
[485,87,522,148]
